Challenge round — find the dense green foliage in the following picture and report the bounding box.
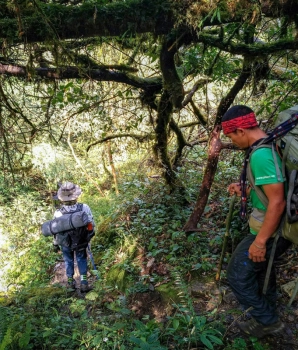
[0,146,260,350]
[0,0,297,194]
[0,0,298,348]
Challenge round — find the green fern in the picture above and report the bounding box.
[170,268,195,316]
[18,321,32,349]
[168,269,223,350]
[0,307,10,343]
[0,307,32,350]
[0,327,13,350]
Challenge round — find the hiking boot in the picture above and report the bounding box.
[67,278,76,291]
[237,318,284,338]
[80,284,92,293]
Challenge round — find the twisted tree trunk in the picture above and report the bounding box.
[183,57,253,231]
[183,125,222,232]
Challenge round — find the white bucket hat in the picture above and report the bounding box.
[57,182,82,201]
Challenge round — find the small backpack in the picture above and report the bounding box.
[245,105,298,244]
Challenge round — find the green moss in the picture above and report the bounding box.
[24,286,67,306]
[0,293,11,306]
[106,266,131,292]
[156,282,181,304]
[189,270,216,283]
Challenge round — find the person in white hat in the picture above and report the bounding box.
[53,182,95,292]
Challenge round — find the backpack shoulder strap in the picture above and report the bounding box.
[246,143,279,208]
[77,203,83,211]
[280,134,294,178]
[59,206,67,215]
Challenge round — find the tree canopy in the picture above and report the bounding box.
[1,0,298,229]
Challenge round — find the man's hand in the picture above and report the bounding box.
[248,241,266,262]
[227,183,241,196]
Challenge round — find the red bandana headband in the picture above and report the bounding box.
[221,112,258,135]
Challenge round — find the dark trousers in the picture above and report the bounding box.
[227,234,291,325]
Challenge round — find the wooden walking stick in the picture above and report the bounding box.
[216,194,237,281]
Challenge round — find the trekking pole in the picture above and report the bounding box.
[262,215,284,295]
[87,244,100,280]
[216,194,237,281]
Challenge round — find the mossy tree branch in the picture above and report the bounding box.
[169,118,191,167]
[0,0,297,44]
[0,63,162,92]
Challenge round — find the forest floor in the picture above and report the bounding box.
[50,248,298,350]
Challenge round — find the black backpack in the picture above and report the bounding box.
[59,204,91,251]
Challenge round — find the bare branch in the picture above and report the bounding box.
[198,32,298,55]
[182,77,211,107]
[86,132,155,152]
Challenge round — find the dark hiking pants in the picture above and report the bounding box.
[227,234,291,325]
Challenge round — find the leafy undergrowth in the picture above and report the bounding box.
[1,176,298,349]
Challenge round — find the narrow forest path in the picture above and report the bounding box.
[49,248,298,349]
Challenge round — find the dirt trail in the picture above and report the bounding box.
[50,253,88,288]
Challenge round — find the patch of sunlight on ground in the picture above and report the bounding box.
[0,229,8,291]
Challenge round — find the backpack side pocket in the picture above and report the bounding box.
[282,218,298,244]
[248,208,266,234]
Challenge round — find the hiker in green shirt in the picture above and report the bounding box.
[222,105,291,338]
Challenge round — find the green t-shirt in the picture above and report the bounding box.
[249,147,285,211]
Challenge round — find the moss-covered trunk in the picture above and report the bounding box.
[154,36,185,190]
